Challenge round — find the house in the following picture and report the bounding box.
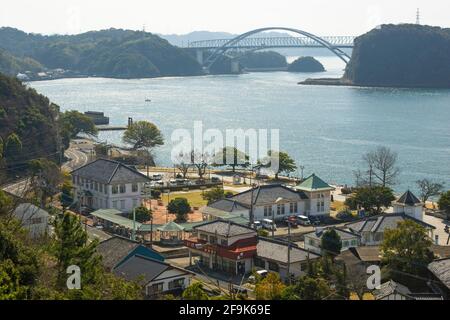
[392,190,424,220]
[304,227,360,255]
[255,237,321,281]
[346,213,435,246]
[13,203,49,238]
[293,174,335,216]
[114,254,194,297]
[428,258,450,299]
[96,236,164,271]
[71,158,151,213]
[184,220,258,275]
[373,280,443,300]
[336,246,381,266]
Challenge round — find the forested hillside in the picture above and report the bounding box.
[0,27,203,79]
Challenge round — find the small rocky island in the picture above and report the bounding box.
[300,24,450,88]
[288,56,325,73]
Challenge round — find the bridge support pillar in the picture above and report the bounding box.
[196,50,203,65]
[231,60,240,74]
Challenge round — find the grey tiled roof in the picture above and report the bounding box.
[428,258,450,289]
[96,236,140,270]
[114,255,170,285]
[114,255,193,285]
[346,213,435,234]
[194,220,255,237]
[396,190,422,206]
[373,280,412,300]
[230,184,308,206]
[208,199,250,212]
[305,227,360,241]
[257,238,320,263]
[71,158,150,184]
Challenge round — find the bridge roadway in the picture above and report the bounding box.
[185,36,355,50]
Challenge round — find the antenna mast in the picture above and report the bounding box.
[416,8,420,25]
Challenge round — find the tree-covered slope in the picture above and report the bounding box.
[239,51,287,69]
[0,27,203,79]
[0,49,44,76]
[344,24,450,88]
[288,56,325,72]
[0,72,59,171]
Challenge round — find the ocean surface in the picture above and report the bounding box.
[29,57,450,194]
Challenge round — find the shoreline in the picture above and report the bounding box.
[299,77,450,90]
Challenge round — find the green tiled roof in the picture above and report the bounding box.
[91,209,150,231]
[157,221,184,232]
[294,174,334,192]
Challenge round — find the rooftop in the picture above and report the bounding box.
[194,220,256,237]
[257,237,320,264]
[428,258,450,289]
[157,221,184,232]
[114,255,193,285]
[70,158,150,184]
[230,184,308,206]
[96,236,161,270]
[373,280,412,300]
[345,213,435,234]
[305,227,360,241]
[395,190,422,206]
[294,174,335,192]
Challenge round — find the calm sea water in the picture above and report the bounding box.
[29,57,450,194]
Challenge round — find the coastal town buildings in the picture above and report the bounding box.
[71,158,151,214]
[185,220,258,275]
[201,174,334,222]
[13,203,49,238]
[303,227,360,254]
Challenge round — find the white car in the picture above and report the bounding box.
[262,219,276,231]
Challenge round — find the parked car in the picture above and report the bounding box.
[248,270,268,284]
[253,221,263,230]
[262,219,276,231]
[284,216,298,227]
[296,215,311,226]
[151,174,163,181]
[211,177,221,183]
[308,216,321,226]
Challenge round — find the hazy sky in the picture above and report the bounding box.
[1,0,448,36]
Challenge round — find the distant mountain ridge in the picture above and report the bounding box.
[0,27,203,79]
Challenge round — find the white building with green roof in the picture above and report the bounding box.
[293,173,335,216]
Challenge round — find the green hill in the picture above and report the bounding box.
[0,72,59,174]
[0,49,44,76]
[344,24,450,88]
[0,27,203,79]
[239,51,287,69]
[288,56,325,72]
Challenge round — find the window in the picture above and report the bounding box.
[254,257,265,268]
[300,262,307,271]
[149,282,164,294]
[94,182,98,191]
[268,261,279,272]
[277,204,285,215]
[72,176,76,185]
[169,278,185,290]
[220,239,227,246]
[289,202,298,214]
[351,240,357,246]
[209,236,217,244]
[342,240,349,248]
[132,184,138,193]
[264,205,272,217]
[31,217,42,224]
[112,185,118,194]
[316,202,321,212]
[120,200,125,210]
[200,233,208,241]
[120,184,126,193]
[112,201,118,209]
[99,184,103,193]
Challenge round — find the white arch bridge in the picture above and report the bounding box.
[182,27,356,70]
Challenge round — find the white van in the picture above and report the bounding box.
[253,221,263,230]
[262,219,276,231]
[297,215,311,226]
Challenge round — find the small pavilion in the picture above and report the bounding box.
[157,221,185,246]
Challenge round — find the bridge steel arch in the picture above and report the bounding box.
[203,27,352,69]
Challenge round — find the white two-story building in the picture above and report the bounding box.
[201,174,335,222]
[71,158,151,213]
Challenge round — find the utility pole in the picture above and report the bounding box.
[287,221,292,285]
[131,207,136,241]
